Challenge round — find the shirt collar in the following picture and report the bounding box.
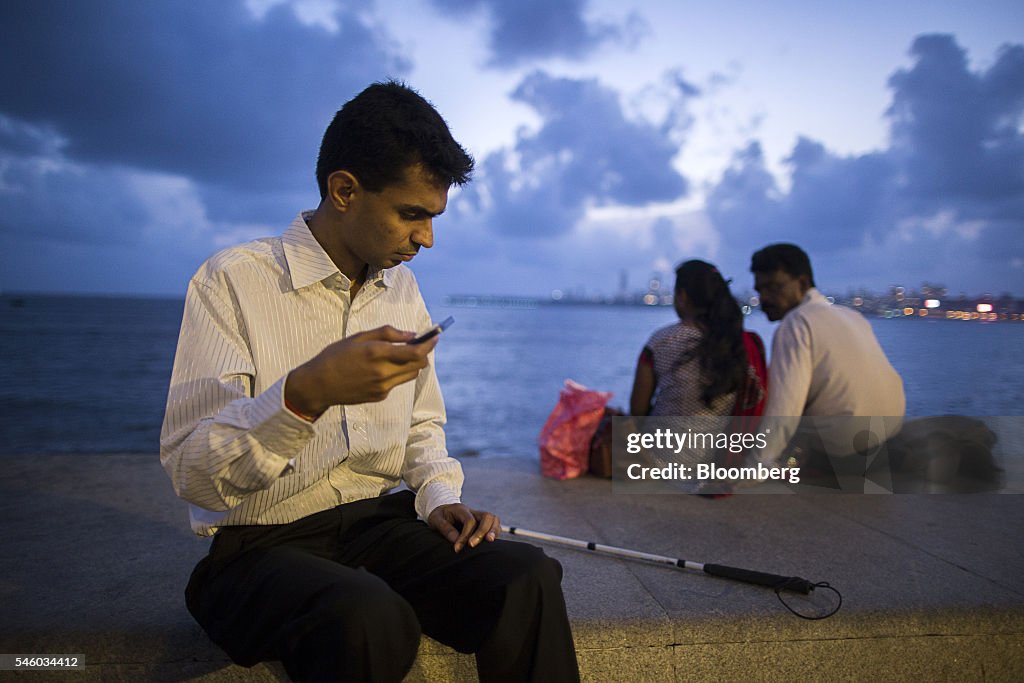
[282,211,395,292]
[803,287,826,305]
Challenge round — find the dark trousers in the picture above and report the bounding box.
[185,491,579,682]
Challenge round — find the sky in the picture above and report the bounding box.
[1,0,1022,301]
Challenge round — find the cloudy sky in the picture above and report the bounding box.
[1,0,1022,301]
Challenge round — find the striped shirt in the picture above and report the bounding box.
[160,212,462,536]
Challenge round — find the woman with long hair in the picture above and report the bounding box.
[630,260,766,418]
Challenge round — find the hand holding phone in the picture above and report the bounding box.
[408,316,454,345]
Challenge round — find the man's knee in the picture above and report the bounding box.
[474,543,578,681]
[479,540,564,597]
[316,573,421,644]
[464,540,569,618]
[286,574,421,681]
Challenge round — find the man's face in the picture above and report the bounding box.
[343,163,448,271]
[754,269,809,321]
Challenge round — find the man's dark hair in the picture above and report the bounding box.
[749,243,816,286]
[316,80,474,198]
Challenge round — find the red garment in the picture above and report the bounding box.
[734,331,768,417]
[716,331,768,471]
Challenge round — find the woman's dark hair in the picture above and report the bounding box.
[674,260,746,407]
[316,80,474,197]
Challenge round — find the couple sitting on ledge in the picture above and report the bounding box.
[629,244,906,482]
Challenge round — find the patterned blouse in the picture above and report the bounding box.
[642,321,737,417]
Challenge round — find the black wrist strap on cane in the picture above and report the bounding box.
[775,580,843,620]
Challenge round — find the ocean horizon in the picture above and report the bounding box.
[1,293,1022,461]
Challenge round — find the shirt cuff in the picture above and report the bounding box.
[415,480,462,521]
[247,376,317,476]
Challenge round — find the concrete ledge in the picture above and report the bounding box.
[1,454,1022,681]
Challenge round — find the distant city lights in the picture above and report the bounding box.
[527,280,1022,323]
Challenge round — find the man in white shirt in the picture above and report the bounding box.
[751,244,905,478]
[161,81,578,682]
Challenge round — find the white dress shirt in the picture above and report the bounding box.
[760,288,905,462]
[160,212,462,536]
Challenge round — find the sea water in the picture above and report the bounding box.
[1,294,1021,459]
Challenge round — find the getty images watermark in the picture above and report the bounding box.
[611,415,1017,494]
[622,426,800,485]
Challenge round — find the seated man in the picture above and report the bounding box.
[751,243,905,477]
[160,81,578,682]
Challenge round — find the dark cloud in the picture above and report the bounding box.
[667,72,702,99]
[887,34,1024,202]
[413,214,705,300]
[0,0,409,195]
[705,142,783,239]
[431,0,646,67]
[0,0,408,288]
[707,34,1024,293]
[460,71,689,238]
[0,111,313,262]
[707,139,894,253]
[0,121,150,245]
[784,138,895,246]
[658,69,702,144]
[0,116,218,296]
[0,115,63,157]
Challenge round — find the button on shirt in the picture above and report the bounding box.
[160,212,462,536]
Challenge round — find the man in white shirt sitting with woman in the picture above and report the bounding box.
[751,243,905,484]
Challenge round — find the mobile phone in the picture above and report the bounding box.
[408,316,454,344]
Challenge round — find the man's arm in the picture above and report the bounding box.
[758,316,814,464]
[402,348,502,550]
[160,277,435,511]
[160,278,311,511]
[395,289,501,550]
[398,294,465,515]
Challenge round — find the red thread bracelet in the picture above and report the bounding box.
[284,396,317,423]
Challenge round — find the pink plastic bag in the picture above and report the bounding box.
[539,380,612,480]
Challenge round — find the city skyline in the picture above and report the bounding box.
[542,270,1024,302]
[443,277,1024,324]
